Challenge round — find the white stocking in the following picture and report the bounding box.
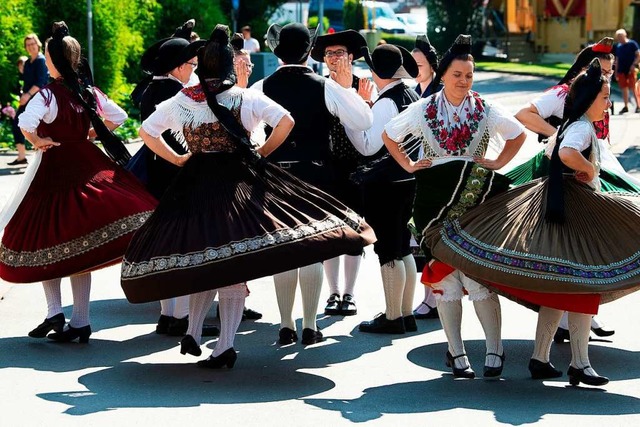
[436,298,468,369]
[381,260,405,321]
[274,268,298,330]
[69,273,91,328]
[42,278,63,319]
[323,257,340,295]
[401,255,417,317]
[343,254,362,296]
[173,295,190,320]
[531,306,563,363]
[299,263,323,331]
[569,312,600,376]
[212,283,247,357]
[473,293,503,368]
[187,289,217,344]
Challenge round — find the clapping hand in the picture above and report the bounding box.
[358,78,374,105]
[330,57,353,89]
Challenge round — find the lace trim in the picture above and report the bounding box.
[0,212,152,268]
[439,220,640,285]
[121,214,364,279]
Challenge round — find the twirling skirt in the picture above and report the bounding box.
[121,153,375,303]
[0,142,157,283]
[426,177,640,313]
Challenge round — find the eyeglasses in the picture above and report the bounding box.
[325,49,347,58]
[601,69,613,77]
[186,61,198,68]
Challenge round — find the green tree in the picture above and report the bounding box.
[153,0,228,41]
[221,0,287,50]
[424,0,484,54]
[343,0,364,31]
[0,0,41,105]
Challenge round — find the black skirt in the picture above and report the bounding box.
[121,153,375,303]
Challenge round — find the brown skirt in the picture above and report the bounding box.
[426,177,640,312]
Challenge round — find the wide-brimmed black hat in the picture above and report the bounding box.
[266,23,318,64]
[310,30,367,62]
[414,34,438,69]
[362,44,418,79]
[140,19,201,76]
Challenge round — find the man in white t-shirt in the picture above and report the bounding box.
[241,25,260,53]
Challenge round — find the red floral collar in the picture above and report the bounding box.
[181,84,206,102]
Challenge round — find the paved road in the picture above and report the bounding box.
[1,72,640,426]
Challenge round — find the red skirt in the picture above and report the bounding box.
[0,141,157,283]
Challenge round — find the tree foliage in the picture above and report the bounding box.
[223,0,287,50]
[424,0,485,54]
[343,0,364,31]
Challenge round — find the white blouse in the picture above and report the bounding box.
[18,87,127,132]
[530,85,566,120]
[142,86,291,139]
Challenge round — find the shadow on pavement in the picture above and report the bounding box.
[617,146,640,173]
[305,340,640,425]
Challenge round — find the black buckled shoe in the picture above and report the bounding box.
[180,334,202,356]
[155,315,174,334]
[324,293,341,315]
[413,302,439,319]
[528,358,562,379]
[243,307,262,320]
[403,315,418,332]
[29,313,65,338]
[445,351,475,379]
[553,327,570,343]
[301,328,324,345]
[47,324,92,344]
[483,352,505,378]
[567,365,609,386]
[167,316,189,336]
[340,294,357,316]
[197,348,237,369]
[358,313,405,334]
[278,327,298,345]
[591,326,615,337]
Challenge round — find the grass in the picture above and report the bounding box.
[475,61,572,80]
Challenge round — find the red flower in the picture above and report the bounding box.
[426,104,437,119]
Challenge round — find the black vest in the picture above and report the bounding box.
[360,82,419,183]
[263,67,334,162]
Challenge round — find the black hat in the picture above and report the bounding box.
[432,34,472,89]
[140,19,201,76]
[414,34,438,69]
[310,30,367,62]
[558,37,614,85]
[362,44,418,79]
[564,58,605,121]
[267,23,318,64]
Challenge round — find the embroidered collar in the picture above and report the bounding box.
[424,90,487,155]
[181,84,206,102]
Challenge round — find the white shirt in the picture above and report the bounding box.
[142,86,290,139]
[252,65,373,133]
[18,87,127,132]
[345,80,403,156]
[243,37,260,53]
[530,85,566,120]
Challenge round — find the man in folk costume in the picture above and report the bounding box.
[308,30,374,316]
[344,44,421,334]
[129,20,222,338]
[253,23,373,345]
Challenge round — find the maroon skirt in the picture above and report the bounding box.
[0,141,157,283]
[121,152,375,303]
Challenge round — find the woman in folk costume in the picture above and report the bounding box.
[0,22,157,343]
[121,25,374,368]
[382,34,526,378]
[511,37,639,342]
[412,34,441,99]
[426,59,640,387]
[410,34,442,319]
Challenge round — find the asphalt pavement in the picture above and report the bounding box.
[1,71,640,426]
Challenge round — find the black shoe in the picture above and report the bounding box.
[29,313,65,338]
[167,316,188,336]
[445,351,475,379]
[243,307,262,320]
[403,315,418,332]
[324,293,341,315]
[155,315,174,334]
[619,106,629,115]
[340,294,357,316]
[413,302,439,319]
[591,326,615,337]
[47,324,92,343]
[484,352,505,378]
[180,334,202,356]
[7,158,28,166]
[635,107,640,114]
[301,328,324,345]
[359,313,405,334]
[528,358,562,379]
[567,365,609,386]
[197,348,237,369]
[553,327,570,343]
[202,324,220,337]
[278,327,298,345]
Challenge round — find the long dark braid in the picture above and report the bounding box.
[545,59,606,223]
[47,21,131,166]
[197,25,257,160]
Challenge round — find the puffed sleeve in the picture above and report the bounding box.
[94,88,127,125]
[141,97,181,138]
[490,102,525,140]
[559,121,593,152]
[530,86,566,119]
[240,88,291,132]
[18,89,53,132]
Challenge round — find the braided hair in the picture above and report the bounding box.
[545,59,607,223]
[47,21,130,166]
